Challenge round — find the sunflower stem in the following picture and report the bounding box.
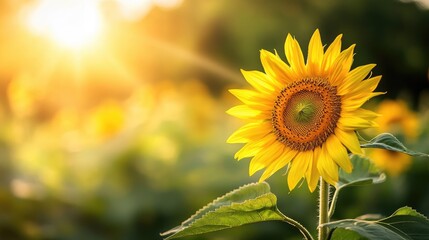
[328,188,340,219]
[318,177,330,240]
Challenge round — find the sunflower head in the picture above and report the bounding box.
[227,29,383,192]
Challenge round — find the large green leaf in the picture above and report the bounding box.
[360,133,429,157]
[329,154,385,218]
[161,182,310,239]
[327,207,429,240]
[330,228,368,240]
[336,154,385,189]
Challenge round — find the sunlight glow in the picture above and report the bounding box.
[27,0,103,49]
[116,0,183,21]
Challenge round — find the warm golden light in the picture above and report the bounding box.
[27,0,103,49]
[116,0,183,21]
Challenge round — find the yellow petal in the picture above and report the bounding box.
[341,92,385,111]
[249,140,283,175]
[228,89,274,110]
[317,145,339,185]
[342,108,380,120]
[249,155,268,176]
[334,128,362,155]
[338,116,377,130]
[338,64,376,95]
[328,45,355,86]
[307,29,324,76]
[326,135,353,173]
[287,151,312,190]
[285,34,306,76]
[306,147,321,192]
[234,142,261,160]
[259,148,297,182]
[260,50,296,85]
[227,121,271,143]
[226,105,263,119]
[322,34,342,71]
[240,69,276,93]
[346,76,382,96]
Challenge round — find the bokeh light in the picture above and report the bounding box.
[26,0,103,49]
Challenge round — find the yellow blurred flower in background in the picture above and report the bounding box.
[370,149,412,176]
[369,99,420,175]
[87,100,125,141]
[377,99,419,140]
[7,74,39,118]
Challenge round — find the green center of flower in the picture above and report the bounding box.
[294,101,316,123]
[272,77,341,151]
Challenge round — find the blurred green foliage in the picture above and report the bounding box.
[0,0,428,239]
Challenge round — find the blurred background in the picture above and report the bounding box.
[0,0,428,239]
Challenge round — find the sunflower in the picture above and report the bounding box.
[227,29,382,192]
[370,149,411,176]
[367,100,418,176]
[376,99,419,141]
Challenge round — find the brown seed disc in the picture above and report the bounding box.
[272,77,341,151]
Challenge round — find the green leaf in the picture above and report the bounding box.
[161,182,303,239]
[327,206,429,240]
[329,155,385,218]
[336,154,385,189]
[330,228,369,240]
[360,133,429,157]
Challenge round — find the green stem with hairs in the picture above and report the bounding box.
[318,177,330,240]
